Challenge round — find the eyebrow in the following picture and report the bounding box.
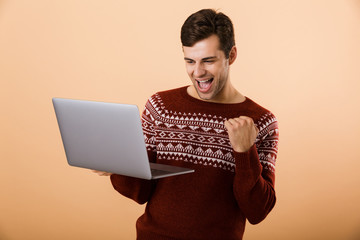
[184,56,217,61]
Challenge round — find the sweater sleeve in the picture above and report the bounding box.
[233,114,279,224]
[110,99,158,204]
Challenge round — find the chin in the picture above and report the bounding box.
[196,91,214,101]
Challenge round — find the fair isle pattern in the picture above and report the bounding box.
[141,93,279,173]
[255,112,279,172]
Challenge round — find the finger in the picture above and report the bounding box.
[227,119,241,130]
[254,125,259,135]
[232,117,245,125]
[238,116,251,120]
[238,116,254,124]
[227,118,240,126]
[92,170,109,176]
[224,119,236,129]
[224,120,230,130]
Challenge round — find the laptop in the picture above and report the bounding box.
[52,98,194,180]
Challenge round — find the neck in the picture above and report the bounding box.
[187,83,245,104]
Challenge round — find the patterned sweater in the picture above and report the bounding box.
[110,86,279,240]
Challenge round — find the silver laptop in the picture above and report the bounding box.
[52,98,194,180]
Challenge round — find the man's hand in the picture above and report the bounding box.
[224,116,259,153]
[92,170,112,176]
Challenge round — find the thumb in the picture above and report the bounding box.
[255,125,259,135]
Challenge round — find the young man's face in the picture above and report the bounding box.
[183,34,236,102]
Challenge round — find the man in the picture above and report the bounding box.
[96,9,279,239]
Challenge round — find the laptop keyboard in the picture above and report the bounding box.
[151,168,172,176]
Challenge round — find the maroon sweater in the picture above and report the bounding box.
[110,86,279,240]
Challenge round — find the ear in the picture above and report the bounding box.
[228,46,237,65]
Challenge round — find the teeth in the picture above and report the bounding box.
[197,79,212,83]
[197,78,213,90]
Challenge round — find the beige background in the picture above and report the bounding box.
[1,0,360,239]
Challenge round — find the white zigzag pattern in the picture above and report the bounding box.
[157,151,235,172]
[143,93,278,172]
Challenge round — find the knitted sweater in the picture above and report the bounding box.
[110,86,279,240]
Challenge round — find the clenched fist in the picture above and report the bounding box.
[224,116,259,153]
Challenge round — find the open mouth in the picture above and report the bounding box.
[196,78,214,92]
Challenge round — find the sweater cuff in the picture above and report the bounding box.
[233,144,261,171]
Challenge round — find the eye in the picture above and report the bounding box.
[203,59,216,64]
[185,59,195,64]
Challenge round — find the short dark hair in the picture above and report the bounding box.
[181,9,235,58]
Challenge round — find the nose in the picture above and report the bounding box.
[193,63,206,78]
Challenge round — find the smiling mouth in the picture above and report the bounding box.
[196,78,213,91]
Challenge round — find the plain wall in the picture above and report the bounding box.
[1,0,360,239]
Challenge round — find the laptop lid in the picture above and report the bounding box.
[52,98,194,180]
